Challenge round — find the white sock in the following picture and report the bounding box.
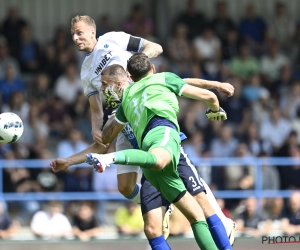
[200,177,228,224]
[127,183,141,204]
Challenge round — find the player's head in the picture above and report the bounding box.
[127,52,156,82]
[71,15,97,53]
[101,64,129,94]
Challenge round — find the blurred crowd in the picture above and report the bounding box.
[0,0,300,239]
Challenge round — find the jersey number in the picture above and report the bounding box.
[189,176,197,187]
[130,90,147,127]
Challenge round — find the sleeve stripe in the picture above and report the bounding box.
[179,84,187,96]
[115,116,127,125]
[87,91,99,97]
[138,39,144,52]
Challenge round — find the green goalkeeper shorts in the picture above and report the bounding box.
[141,126,186,203]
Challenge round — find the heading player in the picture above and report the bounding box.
[70,15,162,204]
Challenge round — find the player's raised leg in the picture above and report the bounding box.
[115,132,141,204]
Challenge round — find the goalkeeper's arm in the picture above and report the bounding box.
[181,84,227,121]
[182,84,220,111]
[183,78,234,97]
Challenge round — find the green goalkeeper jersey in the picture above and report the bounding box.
[115,72,187,148]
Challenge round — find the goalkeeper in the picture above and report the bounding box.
[87,53,227,250]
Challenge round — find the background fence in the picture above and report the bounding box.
[0,157,296,201]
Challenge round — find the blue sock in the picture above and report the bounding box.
[148,235,171,250]
[206,214,232,250]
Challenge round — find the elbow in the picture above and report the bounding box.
[207,92,218,103]
[158,44,163,55]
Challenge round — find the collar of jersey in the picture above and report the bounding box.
[86,38,99,57]
[86,49,94,57]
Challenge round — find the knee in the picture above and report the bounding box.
[149,148,171,170]
[154,157,167,170]
[144,222,161,239]
[118,182,135,197]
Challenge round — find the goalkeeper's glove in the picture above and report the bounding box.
[103,86,123,109]
[205,107,227,121]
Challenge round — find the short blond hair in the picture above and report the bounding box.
[71,15,96,30]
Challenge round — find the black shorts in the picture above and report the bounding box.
[140,146,206,215]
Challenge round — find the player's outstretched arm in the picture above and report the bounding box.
[183,78,234,97]
[89,94,104,144]
[50,142,109,173]
[140,39,163,59]
[182,84,220,111]
[182,84,227,121]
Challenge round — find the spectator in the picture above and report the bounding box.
[272,65,293,99]
[259,106,291,154]
[291,21,300,68]
[259,152,280,190]
[251,88,273,125]
[239,4,267,50]
[18,24,40,73]
[216,198,232,219]
[281,191,300,235]
[224,143,255,191]
[244,122,271,156]
[210,124,238,158]
[279,145,300,190]
[96,15,114,36]
[29,73,53,107]
[1,8,27,58]
[167,23,191,77]
[0,36,20,80]
[222,28,240,61]
[17,104,49,155]
[93,163,118,224]
[193,26,222,78]
[35,149,61,192]
[243,74,268,103]
[122,4,154,38]
[276,131,298,157]
[57,128,88,159]
[0,63,25,104]
[182,131,205,165]
[264,197,284,234]
[230,43,259,80]
[221,77,250,136]
[260,40,290,84]
[175,0,206,41]
[178,108,201,138]
[2,91,30,123]
[41,96,72,137]
[3,150,41,223]
[236,197,272,237]
[30,200,72,239]
[40,42,63,84]
[72,202,102,241]
[269,3,295,50]
[280,81,300,119]
[69,91,92,141]
[211,1,235,42]
[0,202,17,239]
[53,25,71,56]
[114,201,144,236]
[54,62,81,105]
[291,108,300,144]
